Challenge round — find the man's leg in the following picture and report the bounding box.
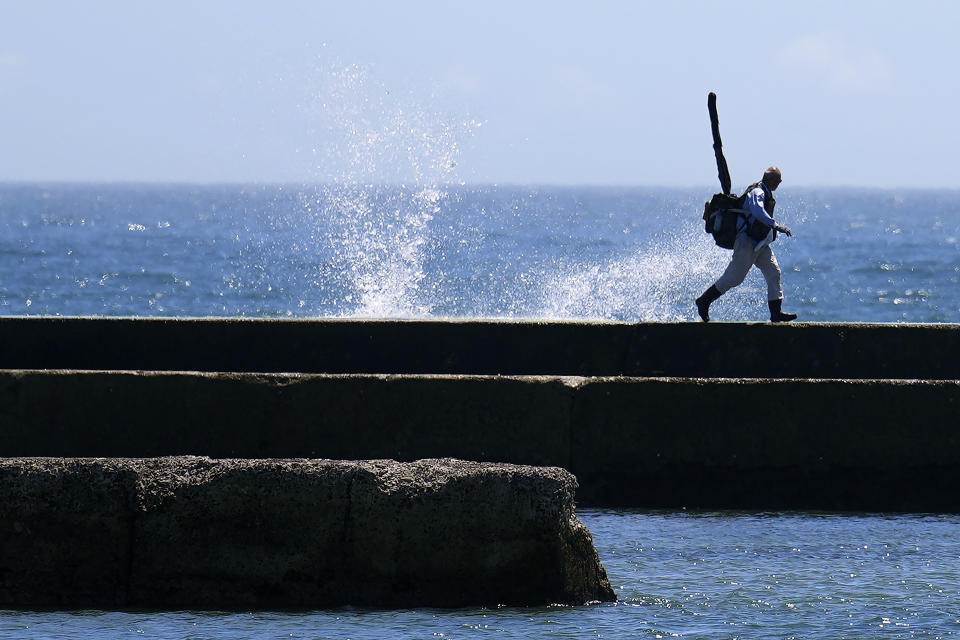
[756,247,796,322]
[697,236,754,322]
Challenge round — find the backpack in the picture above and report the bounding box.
[702,192,746,249]
[702,184,776,249]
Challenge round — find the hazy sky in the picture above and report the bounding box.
[1,1,958,188]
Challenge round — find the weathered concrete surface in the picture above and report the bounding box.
[0,371,574,465]
[1,317,959,379]
[570,377,960,509]
[2,371,959,510]
[0,458,138,607]
[0,457,614,609]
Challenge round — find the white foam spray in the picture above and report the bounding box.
[536,210,768,323]
[298,60,479,317]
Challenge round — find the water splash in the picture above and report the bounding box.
[310,183,441,317]
[536,214,767,323]
[296,60,479,317]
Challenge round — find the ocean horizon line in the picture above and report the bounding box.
[3,180,960,193]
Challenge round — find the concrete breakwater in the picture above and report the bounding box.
[3,370,959,510]
[1,317,959,510]
[2,316,960,379]
[0,456,615,609]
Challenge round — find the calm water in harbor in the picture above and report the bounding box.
[2,510,959,639]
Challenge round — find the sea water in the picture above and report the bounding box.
[2,511,959,639]
[2,182,960,635]
[1,182,959,322]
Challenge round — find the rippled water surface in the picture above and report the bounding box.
[2,184,960,322]
[3,510,959,639]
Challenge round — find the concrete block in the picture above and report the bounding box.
[0,457,614,609]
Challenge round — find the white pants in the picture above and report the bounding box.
[714,235,783,301]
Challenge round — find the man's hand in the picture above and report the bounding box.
[775,224,793,237]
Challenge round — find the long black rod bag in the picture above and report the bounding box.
[704,92,742,249]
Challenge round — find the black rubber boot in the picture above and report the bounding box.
[768,298,797,323]
[695,285,723,322]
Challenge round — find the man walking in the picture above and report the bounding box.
[696,167,797,322]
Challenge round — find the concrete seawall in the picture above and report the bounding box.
[2,317,960,379]
[0,457,615,609]
[2,317,959,510]
[2,370,959,510]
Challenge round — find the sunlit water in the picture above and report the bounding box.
[2,183,959,322]
[3,511,959,639]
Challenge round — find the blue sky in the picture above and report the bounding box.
[1,1,957,188]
